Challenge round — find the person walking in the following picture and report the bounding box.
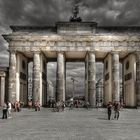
[107,101,112,120]
[34,101,38,111]
[52,99,55,108]
[85,101,90,110]
[34,101,40,111]
[2,102,8,119]
[17,101,21,112]
[7,101,12,118]
[114,102,120,120]
[56,101,60,112]
[28,100,32,109]
[37,101,40,111]
[61,101,65,111]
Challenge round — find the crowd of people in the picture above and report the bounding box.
[1,99,123,121]
[1,100,41,119]
[1,101,22,119]
[107,101,122,120]
[47,98,91,111]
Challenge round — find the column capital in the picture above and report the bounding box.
[110,51,119,55]
[9,50,16,54]
[57,51,65,55]
[57,51,66,59]
[85,51,95,59]
[86,51,95,55]
[33,51,41,54]
[0,71,6,77]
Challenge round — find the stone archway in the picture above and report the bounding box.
[3,21,140,107]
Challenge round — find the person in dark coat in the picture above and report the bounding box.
[114,102,121,120]
[107,101,112,120]
[2,102,8,119]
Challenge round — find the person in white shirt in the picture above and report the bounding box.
[7,101,12,118]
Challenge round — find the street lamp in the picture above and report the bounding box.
[71,77,78,99]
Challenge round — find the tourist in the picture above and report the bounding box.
[48,99,51,107]
[52,99,55,108]
[74,100,79,108]
[14,101,18,112]
[7,101,12,118]
[56,101,60,112]
[14,101,21,112]
[2,102,8,119]
[107,101,112,120]
[37,101,40,111]
[84,101,90,109]
[34,101,40,111]
[52,101,57,112]
[61,101,65,111]
[69,101,73,109]
[69,98,74,109]
[28,100,32,109]
[96,101,100,109]
[114,101,120,120]
[34,101,38,111]
[17,101,21,112]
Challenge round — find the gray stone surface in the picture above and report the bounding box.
[136,52,140,106]
[87,52,96,107]
[56,52,65,101]
[0,108,140,140]
[8,51,16,103]
[0,77,5,106]
[112,53,120,102]
[33,52,41,103]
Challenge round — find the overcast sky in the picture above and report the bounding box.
[0,0,140,96]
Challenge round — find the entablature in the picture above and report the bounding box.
[3,34,140,42]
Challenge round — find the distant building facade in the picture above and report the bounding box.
[96,79,103,106]
[47,81,55,102]
[0,67,8,106]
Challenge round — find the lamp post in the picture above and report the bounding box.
[71,77,78,99]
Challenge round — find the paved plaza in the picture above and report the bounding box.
[0,108,140,140]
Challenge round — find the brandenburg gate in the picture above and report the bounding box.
[3,11,140,108]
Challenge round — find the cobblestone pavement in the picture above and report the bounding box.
[0,108,140,140]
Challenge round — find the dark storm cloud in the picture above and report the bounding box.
[0,0,140,27]
[1,0,140,58]
[0,0,139,93]
[1,0,139,58]
[0,50,9,66]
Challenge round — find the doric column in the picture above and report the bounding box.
[121,62,125,105]
[112,52,120,102]
[87,52,96,107]
[136,52,140,106]
[40,54,47,106]
[0,76,5,105]
[8,51,17,103]
[56,52,65,102]
[16,54,20,102]
[33,52,41,104]
[85,56,88,103]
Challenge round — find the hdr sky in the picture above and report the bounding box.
[0,0,140,96]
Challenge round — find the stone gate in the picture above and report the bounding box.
[3,21,140,107]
